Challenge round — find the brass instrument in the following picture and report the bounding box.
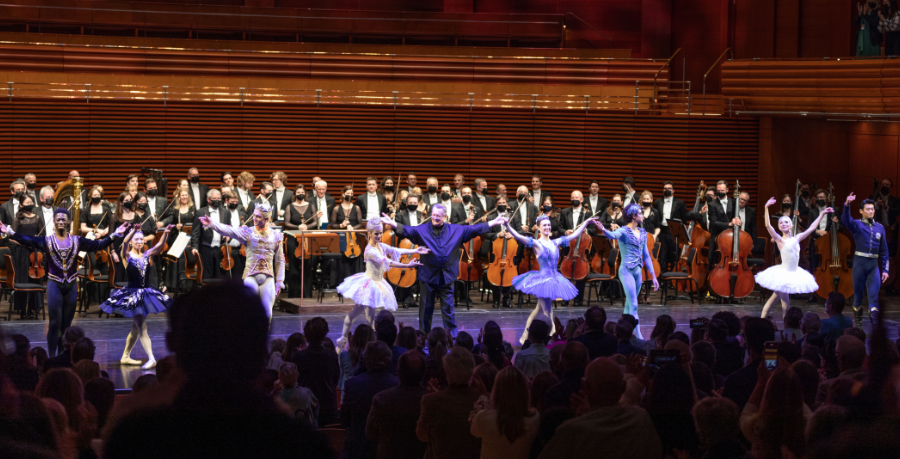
[54,177,83,234]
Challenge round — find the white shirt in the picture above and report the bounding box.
[738,207,746,231]
[477,193,487,210]
[317,196,329,225]
[147,196,158,218]
[589,194,599,211]
[427,193,438,205]
[12,200,18,216]
[238,188,250,207]
[662,197,673,226]
[41,205,53,235]
[519,203,528,226]
[623,191,636,207]
[818,206,828,231]
[228,208,242,247]
[441,200,453,219]
[191,183,202,209]
[409,211,419,226]
[208,208,222,247]
[366,193,379,221]
[572,206,582,226]
[720,199,729,215]
[532,190,542,206]
[274,188,286,213]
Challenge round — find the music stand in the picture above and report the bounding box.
[303,232,340,304]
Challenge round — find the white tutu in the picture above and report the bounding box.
[336,273,399,311]
[754,265,819,294]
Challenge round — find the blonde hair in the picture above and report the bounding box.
[174,189,194,209]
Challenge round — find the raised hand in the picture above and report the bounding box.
[765,197,777,208]
[0,221,8,234]
[114,223,129,235]
[823,207,834,214]
[198,215,212,227]
[406,259,423,268]
[380,212,397,228]
[846,193,856,205]
[415,247,431,255]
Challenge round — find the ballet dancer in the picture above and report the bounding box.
[0,210,128,356]
[593,204,659,339]
[100,224,175,369]
[757,197,832,319]
[336,219,428,346]
[503,214,597,344]
[842,193,889,326]
[198,201,285,319]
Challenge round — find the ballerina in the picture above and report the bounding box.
[503,214,597,344]
[100,224,175,369]
[757,197,832,318]
[198,201,285,320]
[593,204,659,339]
[336,219,429,346]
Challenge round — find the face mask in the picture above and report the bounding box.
[147,189,157,197]
[462,195,471,204]
[91,196,101,204]
[190,176,200,184]
[407,204,418,212]
[44,198,53,207]
[801,190,809,198]
[663,189,673,197]
[137,203,148,211]
[496,205,507,213]
[384,185,394,192]
[428,186,437,194]
[344,194,352,201]
[296,194,305,201]
[782,203,792,210]
[517,193,527,202]
[542,205,553,213]
[227,202,239,210]
[209,200,221,209]
[26,183,35,190]
[882,186,890,195]
[14,191,23,199]
[441,192,451,201]
[123,201,133,210]
[612,202,620,209]
[816,199,826,207]
[705,195,714,203]
[20,205,34,213]
[571,199,581,208]
[717,191,727,199]
[642,201,651,208]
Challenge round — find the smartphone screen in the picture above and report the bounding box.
[648,349,680,374]
[764,341,778,371]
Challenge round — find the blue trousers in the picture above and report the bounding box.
[619,264,643,316]
[852,256,880,311]
[47,280,78,357]
[420,282,456,336]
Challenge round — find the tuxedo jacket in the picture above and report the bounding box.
[584,195,609,217]
[509,202,539,234]
[189,183,210,210]
[422,193,441,208]
[0,199,17,226]
[396,209,426,227]
[147,196,169,222]
[355,193,388,221]
[35,205,61,237]
[739,206,758,242]
[559,206,591,233]
[529,189,553,205]
[808,205,836,234]
[268,188,293,214]
[471,193,496,215]
[190,206,232,250]
[708,197,737,238]
[653,197,689,231]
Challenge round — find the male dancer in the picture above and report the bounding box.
[380,204,508,336]
[0,209,127,356]
[199,201,285,320]
[842,193,889,326]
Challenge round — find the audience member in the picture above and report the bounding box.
[7,334,40,392]
[35,368,95,456]
[342,341,399,459]
[782,307,804,341]
[513,320,551,379]
[692,397,747,459]
[416,346,481,459]
[542,341,589,413]
[374,313,406,375]
[453,331,485,365]
[280,332,307,366]
[691,340,725,389]
[366,351,428,459]
[648,314,676,350]
[645,363,700,457]
[83,376,115,432]
[276,362,318,426]
[471,362,499,396]
[722,317,775,409]
[818,292,852,345]
[529,371,559,412]
[293,316,340,427]
[28,347,48,375]
[798,312,822,348]
[816,334,867,405]
[341,324,375,396]
[537,357,661,459]
[155,355,179,384]
[266,338,286,370]
[843,326,867,344]
[740,366,806,459]
[395,326,419,354]
[471,366,540,459]
[422,327,449,388]
[711,311,742,343]
[615,320,646,357]
[476,321,511,369]
[131,374,158,394]
[668,331,691,347]
[571,307,616,359]
[790,359,821,412]
[70,338,96,365]
[72,359,100,384]
[43,326,84,371]
[707,319,743,377]
[619,313,646,349]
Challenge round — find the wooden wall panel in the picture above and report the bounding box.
[0,102,758,211]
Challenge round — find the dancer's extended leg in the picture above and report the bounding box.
[520,297,554,344]
[760,291,779,318]
[620,266,645,340]
[777,291,791,318]
[342,304,368,340]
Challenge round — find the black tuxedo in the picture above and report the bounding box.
[509,202,539,233]
[146,195,169,224]
[559,206,590,233]
[189,182,210,210]
[35,205,60,237]
[311,195,336,229]
[435,201,466,224]
[268,188,293,216]
[653,197,689,272]
[584,194,609,217]
[236,188,256,213]
[529,189,552,206]
[0,198,17,226]
[355,193,388,222]
[190,206,231,280]
[472,193,496,215]
[460,202,482,225]
[738,206,757,242]
[708,197,737,265]
[397,209,426,227]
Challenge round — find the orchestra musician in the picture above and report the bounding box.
[190,189,230,282]
[0,179,26,229]
[144,178,167,230]
[223,191,248,281]
[236,171,256,214]
[585,180,609,217]
[257,182,275,209]
[438,184,466,224]
[108,192,136,278]
[600,194,626,229]
[472,178,496,215]
[23,173,38,203]
[559,190,590,307]
[125,174,140,195]
[453,174,466,199]
[422,177,440,208]
[459,187,481,224]
[495,183,509,202]
[653,182,688,273]
[311,176,335,203]
[537,196,561,238]
[707,180,737,267]
[270,171,291,221]
[639,191,662,240]
[356,177,388,223]
[621,176,638,208]
[395,193,426,309]
[310,180,338,292]
[684,188,715,233]
[284,184,320,298]
[187,168,209,211]
[332,185,364,283]
[485,195,516,309]
[871,177,900,257]
[405,171,418,195]
[9,194,43,319]
[221,171,235,189]
[737,191,758,243]
[163,188,195,292]
[379,175,397,214]
[529,174,552,206]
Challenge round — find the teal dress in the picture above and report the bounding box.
[858,14,881,57]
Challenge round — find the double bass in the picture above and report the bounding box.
[459,235,483,282]
[676,181,709,291]
[813,183,853,300]
[709,181,755,300]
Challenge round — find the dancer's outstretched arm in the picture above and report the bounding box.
[796,207,833,242]
[503,219,531,247]
[762,197,782,243]
[146,225,175,257]
[198,215,248,245]
[120,226,137,264]
[562,217,598,245]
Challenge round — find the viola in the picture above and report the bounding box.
[28,250,45,279]
[343,220,362,258]
[387,239,419,288]
[487,234,518,287]
[814,182,854,299]
[458,235,484,282]
[221,243,235,271]
[708,181,755,300]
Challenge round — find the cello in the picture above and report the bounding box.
[708,181,755,300]
[676,181,708,291]
[517,217,540,275]
[387,239,419,288]
[560,211,599,281]
[813,183,853,300]
[459,235,483,282]
[487,233,518,288]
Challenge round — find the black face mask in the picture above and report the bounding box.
[428,186,437,194]
[642,201,651,208]
[496,205,508,213]
[137,203,148,211]
[816,199,826,207]
[227,202,239,210]
[612,202,620,209]
[705,195,714,203]
[782,203,792,210]
[542,205,553,213]
[190,176,200,184]
[663,189,673,197]
[517,193,527,202]
[20,205,34,213]
[801,190,809,198]
[147,189,157,197]
[91,196,101,204]
[717,191,727,199]
[123,201,133,210]
[209,200,221,209]
[296,194,305,202]
[26,183,35,190]
[384,185,394,192]
[882,186,890,195]
[571,200,581,208]
[407,204,418,212]
[870,2,878,8]
[43,198,53,207]
[462,195,471,204]
[14,191,23,199]
[441,192,451,201]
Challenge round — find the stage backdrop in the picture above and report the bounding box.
[0,102,759,218]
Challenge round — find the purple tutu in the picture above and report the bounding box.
[336,273,399,311]
[99,287,171,317]
[512,271,579,301]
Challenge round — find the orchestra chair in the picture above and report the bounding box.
[78,252,109,316]
[5,253,46,321]
[657,248,700,306]
[747,236,769,303]
[0,247,10,320]
[100,255,129,318]
[585,248,624,306]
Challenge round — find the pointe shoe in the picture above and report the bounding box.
[141,359,157,370]
[120,356,142,365]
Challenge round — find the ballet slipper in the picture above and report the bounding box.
[120,356,142,365]
[141,359,157,370]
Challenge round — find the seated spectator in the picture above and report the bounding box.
[454,331,485,365]
[620,314,646,349]
[722,317,775,409]
[648,314,676,350]
[266,338,286,370]
[72,360,100,384]
[276,362,318,426]
[35,368,95,456]
[340,324,375,396]
[537,357,661,459]
[690,361,716,397]
[668,331,691,347]
[104,283,333,458]
[341,341,399,459]
[542,341,589,413]
[691,340,725,389]
[70,338,96,365]
[278,332,307,368]
[132,374,158,394]
[28,347,48,376]
[471,366,541,459]
[471,362,499,396]
[374,312,406,375]
[711,311,742,344]
[474,321,512,369]
[615,320,646,357]
[816,335,867,405]
[707,319,743,377]
[529,371,559,411]
[395,326,419,355]
[43,326,84,370]
[423,327,449,388]
[818,292,852,345]
[571,307,616,359]
[416,346,482,459]
[798,312,822,348]
[843,326,867,343]
[740,366,807,459]
[292,316,340,427]
[791,359,821,412]
[514,320,551,379]
[782,307,804,342]
[366,351,428,459]
[155,355,179,385]
[804,405,848,458]
[692,397,747,459]
[548,343,564,377]
[7,334,40,392]
[645,363,700,457]
[84,377,116,432]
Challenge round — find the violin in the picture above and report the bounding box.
[28,250,45,279]
[814,182,854,300]
[92,224,110,264]
[459,235,484,281]
[708,181,755,300]
[487,232,518,287]
[221,243,235,271]
[343,214,362,258]
[386,239,419,287]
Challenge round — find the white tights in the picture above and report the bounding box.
[760,291,790,319]
[245,274,277,320]
[342,304,376,340]
[521,297,555,344]
[123,315,153,361]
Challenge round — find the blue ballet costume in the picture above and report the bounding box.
[602,226,655,316]
[100,254,171,317]
[512,237,579,301]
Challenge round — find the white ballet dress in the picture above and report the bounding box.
[754,236,819,294]
[336,243,402,310]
